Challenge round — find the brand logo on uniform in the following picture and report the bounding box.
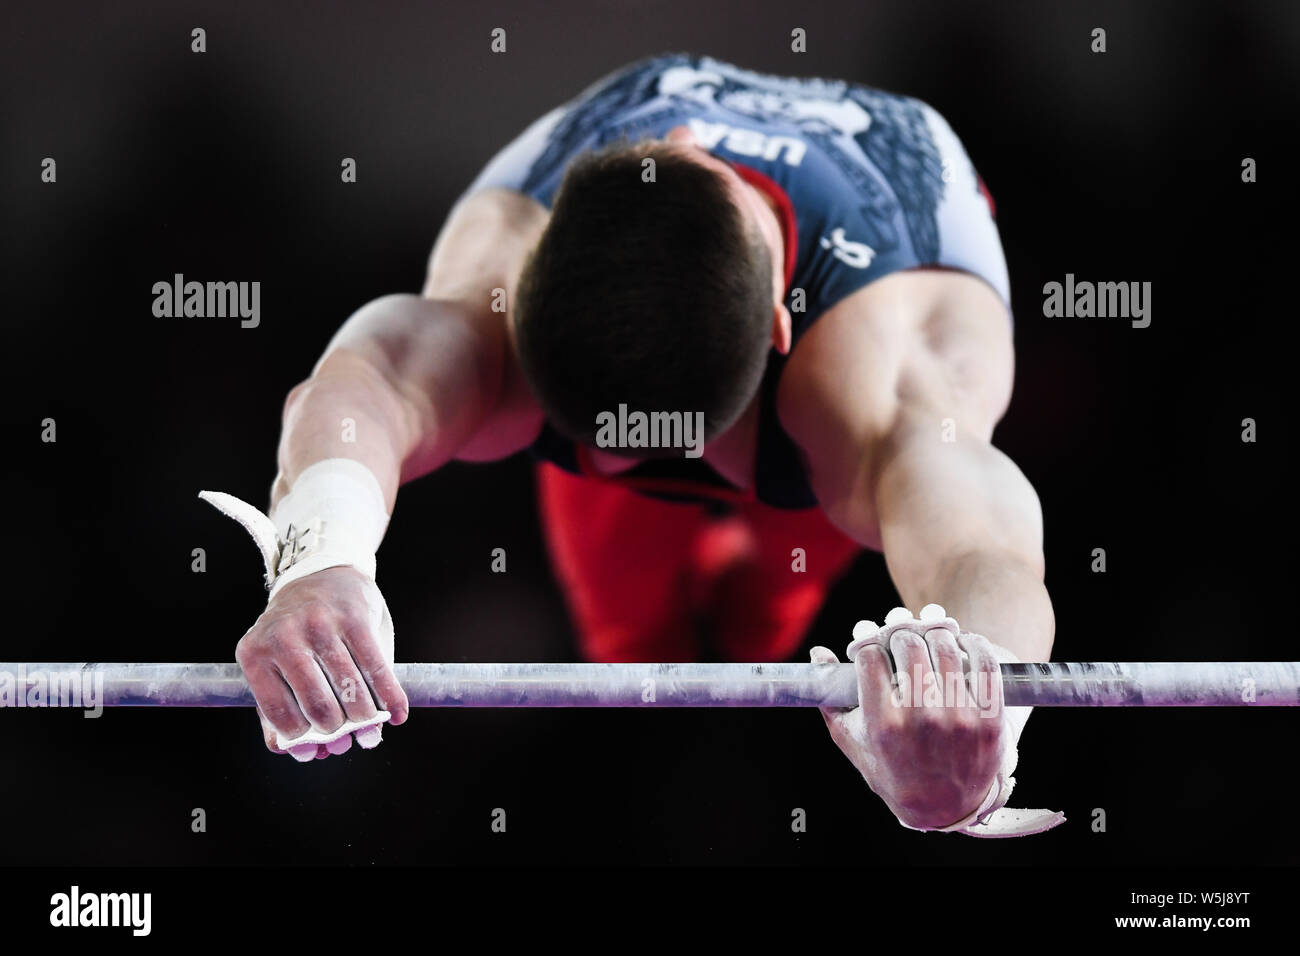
[819,228,876,269]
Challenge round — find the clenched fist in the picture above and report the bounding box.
[235,565,409,761]
[814,604,1012,832]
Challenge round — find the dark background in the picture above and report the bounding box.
[1,0,1295,867]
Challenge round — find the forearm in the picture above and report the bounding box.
[875,419,1054,661]
[272,294,505,510]
[273,357,413,511]
[902,549,1053,662]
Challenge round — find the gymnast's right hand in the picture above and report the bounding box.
[235,566,409,761]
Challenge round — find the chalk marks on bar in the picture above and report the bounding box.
[1,661,1298,708]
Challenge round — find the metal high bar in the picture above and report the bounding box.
[1,661,1297,707]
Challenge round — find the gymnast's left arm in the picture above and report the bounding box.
[779,269,1064,836]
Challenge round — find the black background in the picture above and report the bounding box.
[1,0,1296,871]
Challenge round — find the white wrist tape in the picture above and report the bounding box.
[846,606,1065,839]
[201,457,390,597]
[199,458,396,759]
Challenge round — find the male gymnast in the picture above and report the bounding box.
[203,53,1064,837]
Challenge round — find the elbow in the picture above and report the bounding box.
[280,378,313,425]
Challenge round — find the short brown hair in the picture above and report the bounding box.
[513,139,773,454]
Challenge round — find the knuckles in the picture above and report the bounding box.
[234,634,259,666]
[298,605,333,637]
[258,699,304,733]
[242,599,370,662]
[261,627,299,657]
[299,692,343,728]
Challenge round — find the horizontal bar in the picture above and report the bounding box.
[2,661,1298,707]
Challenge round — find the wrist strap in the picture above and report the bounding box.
[199,458,390,597]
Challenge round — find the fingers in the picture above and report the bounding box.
[255,705,323,762]
[809,645,838,666]
[324,733,353,756]
[850,631,900,726]
[854,604,994,707]
[810,644,844,726]
[921,625,965,714]
[810,647,856,752]
[276,648,347,737]
[240,656,312,745]
[343,619,408,726]
[239,634,357,762]
[312,632,378,725]
[888,628,934,693]
[955,629,1004,718]
[255,706,287,754]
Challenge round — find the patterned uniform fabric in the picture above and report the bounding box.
[465,52,1010,509]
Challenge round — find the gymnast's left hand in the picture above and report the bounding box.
[811,605,1006,831]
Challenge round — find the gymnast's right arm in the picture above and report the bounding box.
[222,188,547,760]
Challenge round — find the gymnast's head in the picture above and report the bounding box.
[511,125,791,457]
